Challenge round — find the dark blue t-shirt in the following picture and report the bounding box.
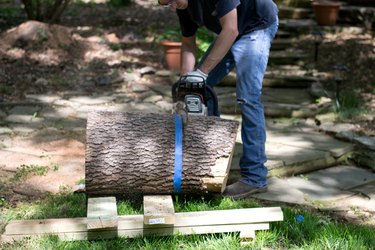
[177,0,278,37]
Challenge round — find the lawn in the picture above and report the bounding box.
[1,190,374,249]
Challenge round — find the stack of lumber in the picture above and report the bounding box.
[1,196,284,242]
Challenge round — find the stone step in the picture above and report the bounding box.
[286,22,366,38]
[278,19,317,34]
[247,165,375,206]
[263,79,313,88]
[341,0,375,6]
[262,88,314,104]
[218,71,317,88]
[338,6,375,27]
[216,87,323,118]
[276,18,361,37]
[263,75,317,88]
[278,7,312,20]
[275,30,293,39]
[269,50,308,65]
[266,65,311,76]
[228,123,354,180]
[264,102,319,118]
[271,38,296,51]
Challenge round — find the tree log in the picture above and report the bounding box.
[85,111,239,195]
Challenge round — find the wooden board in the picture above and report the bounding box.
[143,195,175,225]
[2,222,269,241]
[240,230,256,246]
[2,207,282,241]
[87,197,117,230]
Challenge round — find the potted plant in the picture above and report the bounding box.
[156,27,182,72]
[312,1,341,26]
[155,27,215,72]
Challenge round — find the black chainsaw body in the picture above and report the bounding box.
[172,75,218,116]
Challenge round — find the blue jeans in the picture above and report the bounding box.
[198,18,279,187]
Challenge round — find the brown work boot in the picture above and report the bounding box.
[223,181,267,200]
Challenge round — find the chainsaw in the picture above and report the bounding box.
[170,74,218,193]
[172,74,219,124]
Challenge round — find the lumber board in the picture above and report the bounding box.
[166,207,283,226]
[2,207,282,241]
[240,230,256,246]
[143,195,175,225]
[87,197,118,230]
[2,223,270,242]
[3,217,88,235]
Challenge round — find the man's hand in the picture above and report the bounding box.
[182,69,208,83]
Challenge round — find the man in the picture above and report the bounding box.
[159,0,278,199]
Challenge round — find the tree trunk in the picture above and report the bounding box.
[22,0,35,20]
[21,0,70,23]
[85,111,239,195]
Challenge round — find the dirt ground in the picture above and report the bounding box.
[0,0,374,226]
[0,0,178,101]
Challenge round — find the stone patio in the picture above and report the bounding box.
[0,3,374,226]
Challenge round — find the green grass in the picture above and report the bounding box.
[335,86,368,121]
[4,189,86,220]
[11,164,50,181]
[50,75,71,88]
[11,163,60,181]
[1,193,374,249]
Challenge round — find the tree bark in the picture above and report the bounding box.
[22,0,35,20]
[85,111,239,195]
[49,0,70,23]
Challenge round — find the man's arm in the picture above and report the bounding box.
[198,9,239,75]
[180,35,197,75]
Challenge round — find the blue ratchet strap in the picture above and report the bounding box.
[173,113,183,193]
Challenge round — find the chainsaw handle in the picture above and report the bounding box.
[171,80,180,103]
[206,85,219,117]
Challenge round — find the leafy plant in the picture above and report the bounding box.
[12,164,50,181]
[51,75,70,88]
[0,5,25,28]
[11,163,59,181]
[196,28,215,60]
[336,88,364,120]
[109,42,122,51]
[51,164,59,171]
[155,26,182,42]
[36,28,49,42]
[156,26,214,61]
[0,180,5,191]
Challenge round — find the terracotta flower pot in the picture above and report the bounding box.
[160,40,182,72]
[312,1,340,26]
